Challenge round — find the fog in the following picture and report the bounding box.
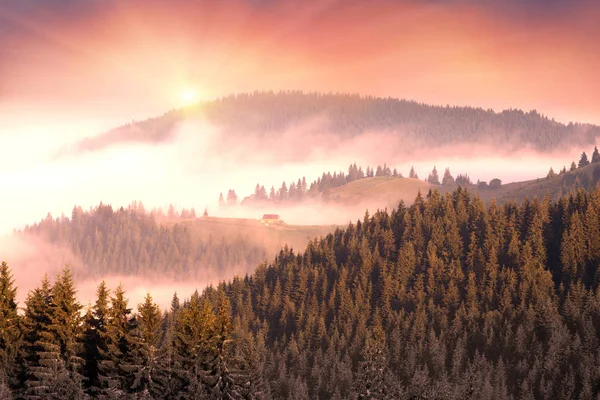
[1,113,594,238]
[2,110,598,313]
[0,234,256,312]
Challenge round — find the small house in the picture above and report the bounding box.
[260,214,282,225]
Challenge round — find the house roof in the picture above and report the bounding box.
[262,214,280,220]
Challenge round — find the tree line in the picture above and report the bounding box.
[0,264,260,399]
[226,163,476,207]
[199,92,600,152]
[18,203,268,281]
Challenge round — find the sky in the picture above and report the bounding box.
[0,0,599,233]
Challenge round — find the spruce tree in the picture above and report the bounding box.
[593,146,600,163]
[442,168,455,186]
[49,268,84,396]
[98,284,136,396]
[21,275,70,399]
[409,166,417,179]
[0,262,20,390]
[578,152,590,168]
[200,293,236,398]
[131,293,163,397]
[161,293,185,398]
[174,290,216,397]
[427,166,440,185]
[82,281,110,396]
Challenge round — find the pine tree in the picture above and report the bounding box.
[0,262,20,390]
[131,293,163,397]
[22,275,75,400]
[353,320,398,399]
[592,146,600,163]
[442,168,455,186]
[427,166,440,185]
[82,281,110,396]
[578,152,590,168]
[219,193,226,208]
[570,161,577,171]
[98,284,136,396]
[49,268,84,389]
[160,293,185,398]
[409,166,417,179]
[174,290,216,397]
[227,190,238,206]
[547,167,556,178]
[200,293,236,398]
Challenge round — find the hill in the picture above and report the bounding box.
[17,204,337,282]
[472,161,600,204]
[327,176,433,207]
[78,91,600,155]
[166,216,335,254]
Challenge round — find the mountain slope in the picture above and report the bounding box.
[218,185,600,398]
[79,92,600,155]
[18,204,336,281]
[327,176,433,206]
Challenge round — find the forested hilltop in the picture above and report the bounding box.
[103,91,600,154]
[18,203,269,281]
[2,186,600,398]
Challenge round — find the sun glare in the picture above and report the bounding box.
[180,89,200,106]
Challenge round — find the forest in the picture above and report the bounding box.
[231,147,600,208]
[233,163,474,208]
[18,203,268,281]
[2,185,600,398]
[103,91,600,155]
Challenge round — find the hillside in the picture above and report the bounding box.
[80,92,600,155]
[327,176,433,207]
[473,161,600,204]
[166,216,335,253]
[3,186,600,398]
[18,204,336,282]
[321,159,600,210]
[215,185,600,398]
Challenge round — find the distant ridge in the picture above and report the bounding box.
[76,91,600,155]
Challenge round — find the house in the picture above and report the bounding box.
[260,214,282,225]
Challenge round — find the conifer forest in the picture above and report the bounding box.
[2,186,600,398]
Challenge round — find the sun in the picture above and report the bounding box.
[179,88,200,106]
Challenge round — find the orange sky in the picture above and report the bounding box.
[1,0,599,124]
[0,0,599,236]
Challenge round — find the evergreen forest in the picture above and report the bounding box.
[2,186,600,398]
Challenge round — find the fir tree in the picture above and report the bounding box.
[427,166,440,185]
[0,262,20,390]
[174,290,217,397]
[98,284,136,396]
[409,166,417,179]
[49,268,84,393]
[578,152,590,168]
[82,281,110,396]
[131,293,163,397]
[22,275,71,399]
[442,168,455,186]
[593,146,600,163]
